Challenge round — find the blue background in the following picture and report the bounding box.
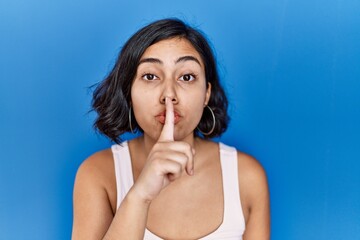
[1,0,359,239]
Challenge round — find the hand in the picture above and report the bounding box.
[131,97,195,203]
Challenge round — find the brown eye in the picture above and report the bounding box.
[179,74,195,82]
[142,74,158,81]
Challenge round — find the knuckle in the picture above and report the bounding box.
[151,158,163,169]
[152,151,161,158]
[184,143,193,154]
[180,141,191,149]
[153,142,163,150]
[181,154,189,164]
[175,163,182,172]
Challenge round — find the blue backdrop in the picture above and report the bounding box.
[1,0,359,239]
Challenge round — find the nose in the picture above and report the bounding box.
[160,81,178,104]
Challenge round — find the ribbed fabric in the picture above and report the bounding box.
[112,142,245,239]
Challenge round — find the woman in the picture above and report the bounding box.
[72,18,270,240]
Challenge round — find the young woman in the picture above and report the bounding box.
[72,18,270,240]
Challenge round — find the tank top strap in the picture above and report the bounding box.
[219,142,246,230]
[111,141,245,239]
[111,141,134,209]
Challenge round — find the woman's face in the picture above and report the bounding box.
[131,37,211,141]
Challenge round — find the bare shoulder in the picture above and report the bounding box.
[72,149,118,239]
[75,148,115,187]
[237,151,268,186]
[74,147,117,211]
[236,151,269,222]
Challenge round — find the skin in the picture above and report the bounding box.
[72,38,270,240]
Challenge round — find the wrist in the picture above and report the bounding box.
[126,187,152,207]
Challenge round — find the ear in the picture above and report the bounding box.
[205,82,212,106]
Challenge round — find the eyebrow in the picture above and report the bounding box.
[138,55,202,67]
[175,56,201,66]
[138,58,162,65]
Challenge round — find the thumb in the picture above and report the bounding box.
[158,97,174,142]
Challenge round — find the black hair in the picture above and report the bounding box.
[92,18,229,143]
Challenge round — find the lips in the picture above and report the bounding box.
[156,111,181,124]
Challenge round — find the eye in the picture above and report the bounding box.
[142,73,158,81]
[179,74,196,82]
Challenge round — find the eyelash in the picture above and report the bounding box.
[179,73,197,82]
[141,73,158,81]
[141,73,197,82]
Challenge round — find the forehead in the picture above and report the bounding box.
[140,38,203,64]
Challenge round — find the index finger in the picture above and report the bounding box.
[158,97,174,142]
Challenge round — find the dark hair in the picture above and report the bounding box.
[92,18,229,143]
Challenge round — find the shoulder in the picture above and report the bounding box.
[74,147,117,211]
[75,148,115,186]
[218,142,266,176]
[235,150,269,220]
[236,151,267,186]
[72,148,119,238]
[218,141,267,185]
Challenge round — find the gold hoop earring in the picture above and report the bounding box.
[197,105,216,136]
[129,106,135,134]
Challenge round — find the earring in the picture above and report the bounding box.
[197,105,216,136]
[129,106,135,134]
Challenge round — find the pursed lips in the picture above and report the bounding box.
[155,110,181,124]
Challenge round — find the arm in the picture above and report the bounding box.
[103,189,150,240]
[72,99,194,239]
[72,152,150,240]
[238,152,270,240]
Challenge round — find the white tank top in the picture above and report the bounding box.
[112,141,245,239]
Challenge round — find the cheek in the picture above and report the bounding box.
[131,84,157,125]
[194,101,207,121]
[131,100,150,131]
[131,82,152,106]
[182,90,207,120]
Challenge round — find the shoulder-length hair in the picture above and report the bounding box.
[92,18,229,143]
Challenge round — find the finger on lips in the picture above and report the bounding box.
[156,97,194,176]
[158,97,174,142]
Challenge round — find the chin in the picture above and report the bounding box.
[174,131,195,141]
